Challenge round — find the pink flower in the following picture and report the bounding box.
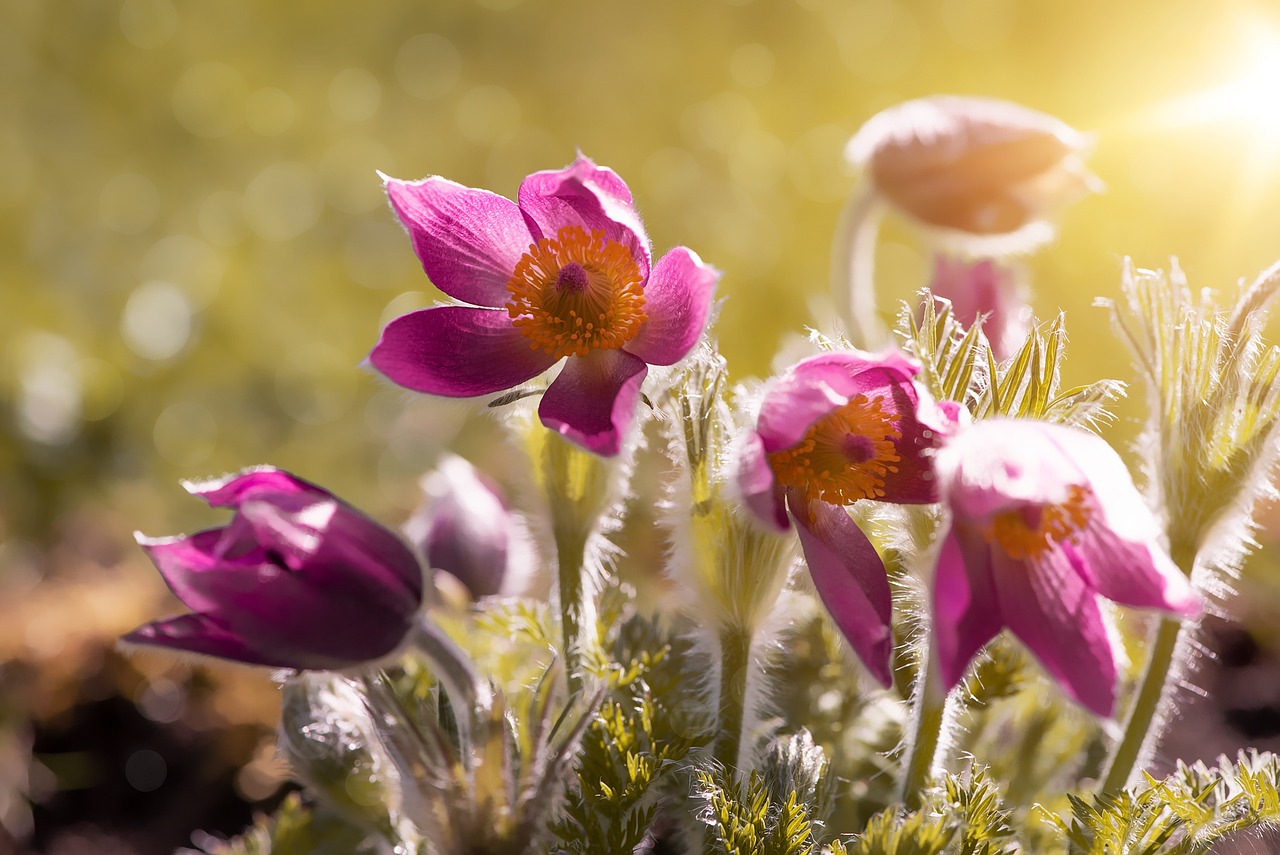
[847,95,1097,246]
[124,468,424,671]
[369,155,719,457]
[738,350,954,686]
[928,254,1029,359]
[403,454,533,600]
[932,419,1199,716]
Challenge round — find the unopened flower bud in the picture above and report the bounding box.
[405,454,533,601]
[929,254,1030,358]
[847,96,1099,247]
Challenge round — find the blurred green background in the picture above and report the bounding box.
[6,0,1280,849]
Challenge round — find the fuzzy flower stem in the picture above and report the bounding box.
[714,624,755,771]
[555,527,591,696]
[830,184,887,350]
[899,634,947,810]
[409,612,488,757]
[1098,540,1197,793]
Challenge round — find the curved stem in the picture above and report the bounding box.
[409,613,488,756]
[899,634,946,810]
[1098,542,1197,793]
[830,184,886,350]
[714,624,755,771]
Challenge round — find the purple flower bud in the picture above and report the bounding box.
[123,467,424,671]
[404,454,532,600]
[929,254,1030,359]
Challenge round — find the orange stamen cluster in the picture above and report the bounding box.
[768,394,902,505]
[984,484,1092,560]
[505,225,647,359]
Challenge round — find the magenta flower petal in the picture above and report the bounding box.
[123,613,267,665]
[517,155,651,278]
[790,494,894,687]
[624,247,719,366]
[125,468,425,672]
[369,306,558,397]
[995,546,1117,716]
[539,348,648,456]
[932,418,1199,715]
[933,525,1003,690]
[737,433,789,532]
[756,351,920,453]
[384,175,534,308]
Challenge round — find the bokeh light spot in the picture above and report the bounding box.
[153,401,217,467]
[125,750,167,793]
[680,92,759,152]
[329,68,382,122]
[729,43,775,88]
[119,0,177,49]
[140,235,223,308]
[396,34,462,101]
[172,62,248,139]
[245,87,297,137]
[831,0,920,83]
[242,162,323,241]
[729,129,788,192]
[122,281,193,361]
[78,357,125,422]
[456,84,522,145]
[136,678,185,724]
[99,172,160,235]
[15,333,81,446]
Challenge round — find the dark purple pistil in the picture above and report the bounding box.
[556,262,589,293]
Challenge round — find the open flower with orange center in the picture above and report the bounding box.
[367,155,718,456]
[932,419,1200,716]
[737,350,955,686]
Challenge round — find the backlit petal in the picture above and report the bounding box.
[933,523,1003,690]
[737,432,788,531]
[625,247,718,366]
[538,348,648,456]
[996,546,1116,716]
[790,494,893,687]
[369,306,557,397]
[517,155,651,279]
[384,175,534,308]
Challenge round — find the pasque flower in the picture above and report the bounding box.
[124,467,424,671]
[369,155,719,457]
[847,95,1098,246]
[738,350,953,686]
[932,419,1199,716]
[403,454,533,600]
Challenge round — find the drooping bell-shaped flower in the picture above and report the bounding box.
[847,95,1098,250]
[403,454,534,601]
[932,419,1199,716]
[123,467,424,671]
[368,155,719,457]
[737,350,954,686]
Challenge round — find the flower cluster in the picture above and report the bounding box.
[121,120,1280,853]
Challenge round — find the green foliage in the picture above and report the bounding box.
[847,768,1016,855]
[903,294,1124,428]
[694,765,821,855]
[1045,753,1280,855]
[552,608,704,854]
[186,794,373,855]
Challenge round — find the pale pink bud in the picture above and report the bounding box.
[929,254,1031,359]
[847,96,1099,248]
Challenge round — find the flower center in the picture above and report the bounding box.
[767,394,902,505]
[505,225,647,359]
[984,485,1092,560]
